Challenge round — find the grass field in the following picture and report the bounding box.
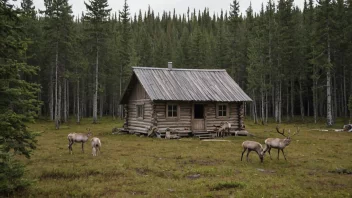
[16,117,352,197]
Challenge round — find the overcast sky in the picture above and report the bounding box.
[12,0,305,17]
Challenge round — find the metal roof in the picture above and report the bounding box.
[120,67,252,104]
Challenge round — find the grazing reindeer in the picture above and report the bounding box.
[91,137,101,156]
[264,126,299,160]
[241,141,265,163]
[68,128,92,154]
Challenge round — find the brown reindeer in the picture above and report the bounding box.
[264,126,299,160]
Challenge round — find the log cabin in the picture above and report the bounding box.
[119,63,252,137]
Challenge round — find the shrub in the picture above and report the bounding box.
[0,153,32,195]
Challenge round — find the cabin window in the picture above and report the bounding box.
[167,104,178,118]
[137,105,144,118]
[217,104,227,117]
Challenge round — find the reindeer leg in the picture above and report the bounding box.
[69,142,74,154]
[277,149,280,160]
[281,149,287,161]
[241,148,247,161]
[246,150,251,162]
[268,147,272,160]
[81,142,84,153]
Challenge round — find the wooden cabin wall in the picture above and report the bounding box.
[206,102,241,131]
[126,80,153,134]
[155,102,192,131]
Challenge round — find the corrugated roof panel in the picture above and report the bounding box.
[126,67,252,103]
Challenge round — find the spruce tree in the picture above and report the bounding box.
[84,0,111,123]
[0,0,40,193]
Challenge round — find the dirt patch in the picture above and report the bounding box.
[211,182,245,191]
[328,168,352,175]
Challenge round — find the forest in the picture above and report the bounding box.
[3,0,352,127]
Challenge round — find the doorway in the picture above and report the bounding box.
[193,104,205,131]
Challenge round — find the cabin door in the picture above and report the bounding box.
[193,104,205,131]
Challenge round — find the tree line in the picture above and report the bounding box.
[11,0,352,127]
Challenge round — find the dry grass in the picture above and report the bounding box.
[15,117,352,197]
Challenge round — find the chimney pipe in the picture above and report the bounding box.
[168,62,172,69]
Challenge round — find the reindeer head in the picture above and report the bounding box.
[259,151,264,162]
[276,126,300,145]
[86,128,92,137]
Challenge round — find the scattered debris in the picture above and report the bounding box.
[343,124,352,132]
[257,168,276,173]
[147,126,158,137]
[165,128,180,139]
[187,174,201,180]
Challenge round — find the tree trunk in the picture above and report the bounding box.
[279,81,282,123]
[93,44,99,123]
[326,35,333,126]
[58,81,62,123]
[261,76,265,124]
[299,80,305,120]
[253,91,258,124]
[291,79,294,119]
[265,88,268,124]
[67,80,70,120]
[343,64,347,117]
[77,79,80,124]
[333,73,337,120]
[73,83,76,116]
[55,42,60,130]
[49,65,54,120]
[63,78,67,123]
[100,93,103,118]
[275,84,279,123]
[286,84,289,122]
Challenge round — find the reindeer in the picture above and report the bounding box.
[264,126,299,160]
[91,137,101,156]
[68,128,92,154]
[214,122,231,137]
[241,141,265,163]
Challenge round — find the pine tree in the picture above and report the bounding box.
[312,0,335,126]
[118,0,131,115]
[84,0,111,123]
[42,0,74,129]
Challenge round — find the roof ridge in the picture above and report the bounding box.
[132,66,226,72]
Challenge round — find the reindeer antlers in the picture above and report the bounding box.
[276,126,288,137]
[291,126,300,137]
[276,125,300,138]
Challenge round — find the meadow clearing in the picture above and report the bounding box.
[16,118,352,197]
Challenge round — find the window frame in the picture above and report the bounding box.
[216,103,229,118]
[136,104,144,119]
[166,103,179,119]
